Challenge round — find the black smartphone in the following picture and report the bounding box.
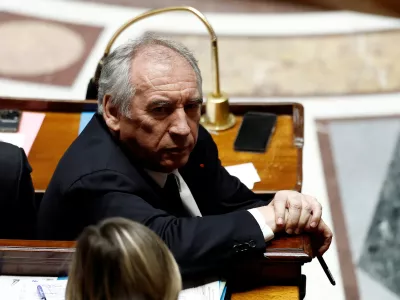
[234,111,277,153]
[0,110,22,132]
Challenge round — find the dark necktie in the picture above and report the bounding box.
[163,174,188,217]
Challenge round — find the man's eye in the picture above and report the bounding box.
[153,107,168,113]
[185,103,200,110]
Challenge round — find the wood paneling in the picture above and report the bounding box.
[29,112,81,190]
[0,98,303,192]
[0,234,311,299]
[214,115,299,191]
[232,285,298,300]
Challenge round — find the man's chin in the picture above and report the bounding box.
[160,155,190,172]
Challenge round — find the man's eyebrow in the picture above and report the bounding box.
[147,98,203,107]
[148,99,171,107]
[188,98,203,104]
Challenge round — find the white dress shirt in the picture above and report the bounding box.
[145,169,274,242]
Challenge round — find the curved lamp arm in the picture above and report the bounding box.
[92,6,221,98]
[87,6,235,131]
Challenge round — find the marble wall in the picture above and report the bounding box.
[0,12,102,86]
[155,31,400,97]
[359,133,400,298]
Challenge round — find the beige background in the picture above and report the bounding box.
[156,31,400,97]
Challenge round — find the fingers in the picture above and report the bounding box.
[272,191,289,227]
[316,219,333,256]
[272,191,324,236]
[309,197,323,229]
[296,200,312,234]
[297,195,322,233]
[285,193,302,234]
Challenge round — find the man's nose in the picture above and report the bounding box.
[169,109,190,136]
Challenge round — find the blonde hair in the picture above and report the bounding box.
[66,217,182,300]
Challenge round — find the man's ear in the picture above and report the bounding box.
[103,94,120,131]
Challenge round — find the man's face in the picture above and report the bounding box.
[105,46,202,172]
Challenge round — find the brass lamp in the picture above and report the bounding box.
[85,6,235,131]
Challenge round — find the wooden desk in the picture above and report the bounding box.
[0,235,311,300]
[0,97,304,193]
[0,97,306,299]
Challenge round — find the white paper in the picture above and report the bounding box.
[225,162,261,189]
[0,276,225,300]
[0,276,59,300]
[20,280,67,300]
[179,281,220,300]
[0,132,25,148]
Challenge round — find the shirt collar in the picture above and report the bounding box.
[145,169,168,188]
[145,169,181,188]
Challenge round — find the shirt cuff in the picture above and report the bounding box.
[248,208,275,242]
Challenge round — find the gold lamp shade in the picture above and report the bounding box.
[85,6,235,131]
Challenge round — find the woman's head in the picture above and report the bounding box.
[66,217,181,300]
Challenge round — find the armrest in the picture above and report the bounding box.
[0,235,312,277]
[227,234,313,291]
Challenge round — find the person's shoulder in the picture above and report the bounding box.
[56,116,111,167]
[68,169,138,192]
[48,115,131,189]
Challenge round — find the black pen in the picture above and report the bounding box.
[317,255,336,286]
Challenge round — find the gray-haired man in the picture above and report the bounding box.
[38,33,332,278]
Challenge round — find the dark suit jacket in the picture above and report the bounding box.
[37,114,271,277]
[0,142,36,239]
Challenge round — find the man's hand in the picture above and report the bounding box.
[257,190,332,256]
[311,219,333,256]
[258,190,322,234]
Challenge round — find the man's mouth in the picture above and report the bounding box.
[166,147,188,154]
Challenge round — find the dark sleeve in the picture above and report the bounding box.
[68,171,266,278]
[199,126,273,214]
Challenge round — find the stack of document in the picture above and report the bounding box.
[0,112,45,155]
[225,162,261,189]
[179,281,227,300]
[0,276,63,300]
[0,276,227,300]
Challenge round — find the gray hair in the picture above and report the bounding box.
[97,32,203,116]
